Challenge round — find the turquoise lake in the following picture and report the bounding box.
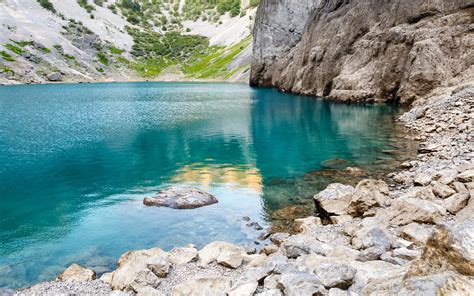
[0,82,414,288]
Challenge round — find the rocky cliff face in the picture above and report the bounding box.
[251,0,474,104]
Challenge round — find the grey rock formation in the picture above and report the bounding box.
[143,187,218,209]
[250,0,320,87]
[46,72,62,82]
[251,0,474,104]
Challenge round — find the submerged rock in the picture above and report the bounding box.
[143,187,218,209]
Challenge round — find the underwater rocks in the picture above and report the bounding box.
[143,187,218,209]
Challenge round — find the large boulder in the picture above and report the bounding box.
[46,72,62,82]
[406,218,474,277]
[167,245,198,265]
[143,187,218,209]
[384,198,447,226]
[313,183,355,215]
[314,263,356,289]
[57,264,96,282]
[351,227,392,251]
[198,241,247,268]
[104,247,168,291]
[347,179,389,217]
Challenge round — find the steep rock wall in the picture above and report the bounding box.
[251,0,474,104]
[250,0,321,87]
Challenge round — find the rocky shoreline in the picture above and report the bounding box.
[10,84,473,295]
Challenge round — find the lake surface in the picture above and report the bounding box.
[0,82,414,288]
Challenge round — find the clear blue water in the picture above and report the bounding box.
[0,82,412,288]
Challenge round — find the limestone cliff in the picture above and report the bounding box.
[251,0,474,104]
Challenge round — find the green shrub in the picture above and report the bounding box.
[109,46,125,54]
[77,0,95,13]
[64,53,76,60]
[5,44,23,55]
[97,52,109,65]
[37,0,56,13]
[250,0,260,7]
[1,65,15,75]
[0,51,15,62]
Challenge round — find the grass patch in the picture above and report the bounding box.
[131,58,173,78]
[97,52,109,65]
[10,40,34,47]
[5,44,24,55]
[64,54,76,60]
[183,36,251,79]
[0,51,15,62]
[109,46,125,54]
[0,65,15,75]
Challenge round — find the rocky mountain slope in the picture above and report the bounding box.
[0,0,257,84]
[251,0,474,104]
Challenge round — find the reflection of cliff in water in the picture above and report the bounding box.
[249,89,418,218]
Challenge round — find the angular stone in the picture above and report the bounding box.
[314,263,356,289]
[129,269,161,293]
[274,272,327,296]
[269,232,290,245]
[432,182,456,198]
[352,227,392,251]
[280,234,332,258]
[172,277,231,296]
[435,169,458,185]
[386,198,446,226]
[46,72,62,82]
[400,223,433,245]
[146,255,169,278]
[313,183,355,215]
[255,289,283,296]
[328,288,349,296]
[457,170,474,183]
[442,192,470,214]
[198,241,246,268]
[407,219,474,277]
[136,286,164,296]
[261,245,278,255]
[414,173,432,186]
[330,215,353,224]
[57,264,96,282]
[292,216,322,235]
[143,187,218,209]
[108,247,167,291]
[228,281,258,296]
[392,247,421,261]
[347,179,389,217]
[167,246,198,265]
[357,246,385,262]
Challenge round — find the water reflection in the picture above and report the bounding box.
[0,82,416,288]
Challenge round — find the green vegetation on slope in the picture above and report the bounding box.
[0,51,15,62]
[183,36,251,79]
[127,27,209,77]
[77,0,95,13]
[37,0,56,13]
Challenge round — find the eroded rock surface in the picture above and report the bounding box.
[251,0,474,104]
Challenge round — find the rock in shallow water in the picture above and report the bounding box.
[143,187,218,209]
